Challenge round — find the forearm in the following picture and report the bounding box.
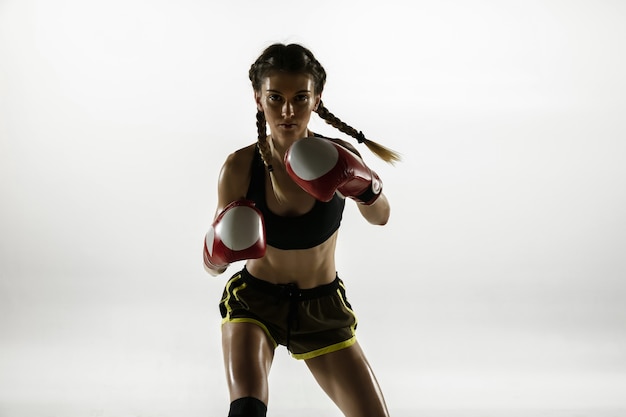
[357,193,390,225]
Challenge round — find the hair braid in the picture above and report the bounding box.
[255,110,270,168]
[315,101,401,164]
[255,110,287,204]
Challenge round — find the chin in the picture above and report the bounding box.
[275,127,307,140]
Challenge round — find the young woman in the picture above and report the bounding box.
[203,43,400,417]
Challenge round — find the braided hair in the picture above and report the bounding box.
[314,100,401,164]
[249,43,400,202]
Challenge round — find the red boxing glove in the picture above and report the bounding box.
[203,200,266,276]
[285,137,382,205]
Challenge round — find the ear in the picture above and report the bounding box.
[314,93,322,111]
[254,91,263,112]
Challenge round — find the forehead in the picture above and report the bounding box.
[260,72,316,93]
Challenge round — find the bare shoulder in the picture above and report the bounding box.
[216,143,257,211]
[327,137,361,157]
[222,143,257,173]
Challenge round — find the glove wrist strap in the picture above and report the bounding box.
[355,176,382,205]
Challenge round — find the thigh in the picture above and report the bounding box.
[305,341,390,417]
[222,321,276,404]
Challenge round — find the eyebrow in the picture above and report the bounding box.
[266,89,312,94]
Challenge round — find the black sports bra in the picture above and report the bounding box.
[245,137,345,250]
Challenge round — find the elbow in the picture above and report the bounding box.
[370,206,390,226]
[372,213,389,226]
[361,194,390,225]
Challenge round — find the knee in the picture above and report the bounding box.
[228,396,267,417]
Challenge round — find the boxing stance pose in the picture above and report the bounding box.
[203,43,400,417]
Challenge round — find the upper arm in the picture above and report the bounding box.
[213,144,256,219]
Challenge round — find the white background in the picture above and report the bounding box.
[1,1,625,416]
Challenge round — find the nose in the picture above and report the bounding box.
[281,100,295,118]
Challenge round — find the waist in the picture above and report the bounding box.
[240,266,341,299]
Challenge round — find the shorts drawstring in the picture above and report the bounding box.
[277,283,301,353]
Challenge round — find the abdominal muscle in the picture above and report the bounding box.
[245,231,339,289]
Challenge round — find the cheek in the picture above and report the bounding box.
[262,102,281,115]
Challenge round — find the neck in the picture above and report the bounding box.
[269,135,287,161]
[269,129,312,165]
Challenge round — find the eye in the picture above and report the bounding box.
[267,94,282,102]
[295,94,309,102]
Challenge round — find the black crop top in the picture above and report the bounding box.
[246,138,345,250]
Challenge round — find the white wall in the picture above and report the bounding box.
[1,1,625,416]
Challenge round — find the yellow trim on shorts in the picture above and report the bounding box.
[292,284,359,360]
[291,336,357,360]
[221,317,279,349]
[220,274,241,307]
[221,274,246,317]
[221,273,278,349]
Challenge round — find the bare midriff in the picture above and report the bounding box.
[245,231,339,289]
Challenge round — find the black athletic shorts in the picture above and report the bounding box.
[219,267,358,360]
